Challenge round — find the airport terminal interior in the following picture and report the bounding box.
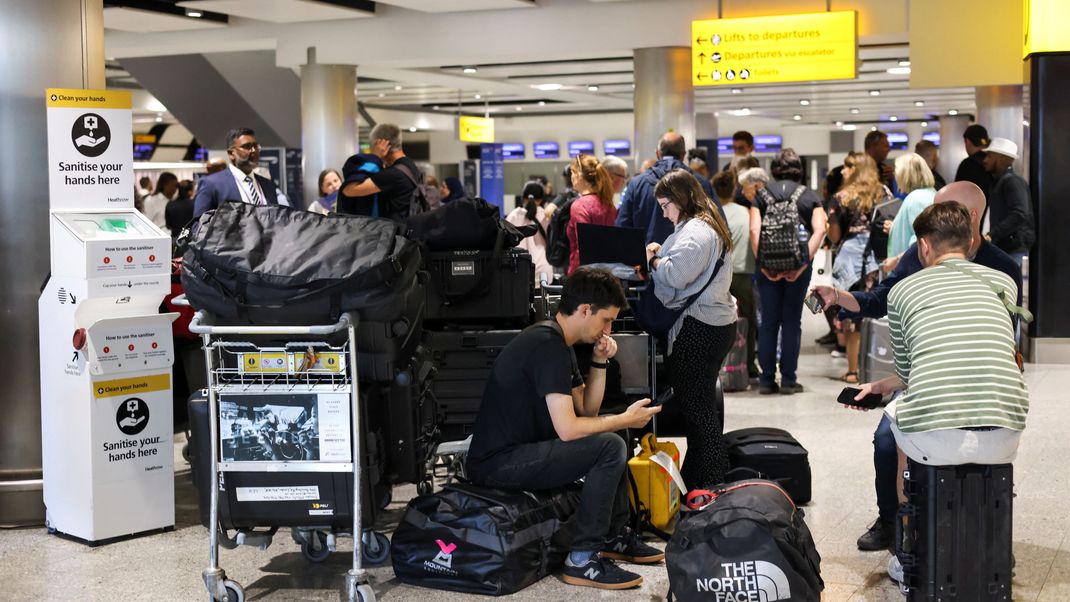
[3,0,1070,600]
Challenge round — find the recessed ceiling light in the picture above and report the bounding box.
[887,66,911,75]
[515,106,523,111]
[186,10,203,18]
[842,124,858,131]
[462,66,478,74]
[793,114,802,120]
[533,83,563,91]
[869,90,881,96]
[799,99,810,106]
[914,100,925,107]
[409,127,417,132]
[850,108,860,114]
[538,101,546,106]
[394,85,402,91]
[731,108,751,116]
[432,105,439,110]
[154,116,163,122]
[871,126,878,131]
[899,60,911,67]
[474,94,481,100]
[921,121,929,127]
[731,88,742,94]
[948,109,958,115]
[587,85,600,92]
[835,121,844,127]
[378,92,385,97]
[889,116,898,122]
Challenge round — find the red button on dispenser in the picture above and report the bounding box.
[126,256,133,263]
[149,254,156,262]
[151,342,158,349]
[72,328,87,350]
[103,346,110,354]
[103,257,111,264]
[128,344,135,351]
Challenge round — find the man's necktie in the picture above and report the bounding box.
[243,175,262,205]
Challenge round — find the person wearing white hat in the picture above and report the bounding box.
[983,137,1035,265]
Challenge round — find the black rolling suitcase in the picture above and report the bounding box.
[723,427,812,504]
[365,345,439,486]
[897,461,1014,601]
[424,249,533,328]
[426,330,521,441]
[356,273,427,382]
[188,391,391,531]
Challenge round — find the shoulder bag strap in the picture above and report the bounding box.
[394,161,420,185]
[676,243,729,314]
[939,261,1033,323]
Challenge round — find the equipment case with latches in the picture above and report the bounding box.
[424,249,533,328]
[426,330,521,441]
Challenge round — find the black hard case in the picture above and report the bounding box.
[425,330,521,441]
[365,345,440,485]
[424,249,533,328]
[188,391,390,530]
[897,461,1014,601]
[723,427,812,504]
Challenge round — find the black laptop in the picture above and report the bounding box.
[576,223,647,278]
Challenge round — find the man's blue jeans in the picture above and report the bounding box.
[874,413,899,523]
[756,267,813,387]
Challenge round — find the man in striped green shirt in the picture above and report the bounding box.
[855,202,1027,468]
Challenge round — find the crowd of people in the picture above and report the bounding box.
[150,120,1030,591]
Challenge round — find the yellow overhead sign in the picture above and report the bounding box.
[1024,0,1070,57]
[458,116,495,143]
[691,11,857,86]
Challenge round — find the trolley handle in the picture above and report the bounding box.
[539,274,563,293]
[171,294,191,307]
[188,310,357,335]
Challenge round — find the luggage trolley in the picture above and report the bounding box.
[185,304,380,602]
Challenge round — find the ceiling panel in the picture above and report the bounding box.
[178,0,375,23]
[104,7,228,32]
[375,0,534,12]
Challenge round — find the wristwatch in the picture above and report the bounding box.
[648,256,659,271]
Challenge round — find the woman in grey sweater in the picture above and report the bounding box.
[645,169,737,489]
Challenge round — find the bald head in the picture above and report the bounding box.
[935,181,986,254]
[657,132,686,161]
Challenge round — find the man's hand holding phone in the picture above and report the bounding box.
[622,397,662,429]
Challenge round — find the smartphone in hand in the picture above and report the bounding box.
[837,387,884,409]
[804,291,825,314]
[649,387,674,407]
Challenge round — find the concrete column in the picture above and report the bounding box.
[696,112,718,170]
[300,49,357,208]
[976,85,1025,177]
[0,0,104,526]
[633,47,695,173]
[937,114,970,184]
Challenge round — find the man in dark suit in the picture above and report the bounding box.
[193,127,283,218]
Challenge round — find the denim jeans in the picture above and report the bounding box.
[756,266,813,386]
[467,432,631,552]
[873,413,899,523]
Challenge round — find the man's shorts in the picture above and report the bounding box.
[884,400,1022,466]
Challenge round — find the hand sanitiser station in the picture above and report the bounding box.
[38,89,177,544]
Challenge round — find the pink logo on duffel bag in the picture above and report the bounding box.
[433,539,457,568]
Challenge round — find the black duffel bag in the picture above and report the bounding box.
[667,479,823,602]
[391,482,580,595]
[724,427,812,504]
[406,197,534,252]
[181,201,420,325]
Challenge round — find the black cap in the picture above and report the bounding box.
[521,182,545,200]
[964,124,990,148]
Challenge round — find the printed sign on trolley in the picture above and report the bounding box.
[691,11,857,86]
[46,88,134,210]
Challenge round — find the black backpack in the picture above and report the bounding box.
[667,479,823,601]
[757,184,809,272]
[545,196,577,268]
[394,162,430,221]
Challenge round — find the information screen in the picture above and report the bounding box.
[133,143,155,161]
[754,135,783,152]
[922,131,941,146]
[501,143,525,160]
[534,142,559,159]
[568,141,595,158]
[717,137,733,154]
[887,132,909,151]
[603,139,632,157]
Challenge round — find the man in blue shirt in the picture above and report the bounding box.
[811,181,1021,552]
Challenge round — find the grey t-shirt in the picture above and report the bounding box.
[721,201,755,274]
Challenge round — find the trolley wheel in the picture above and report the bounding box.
[301,530,331,563]
[362,531,390,565]
[220,580,245,602]
[355,583,377,602]
[416,481,432,496]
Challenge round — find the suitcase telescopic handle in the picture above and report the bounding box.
[187,310,357,335]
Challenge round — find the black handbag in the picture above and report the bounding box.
[390,482,580,595]
[180,201,420,325]
[634,245,727,340]
[406,197,534,252]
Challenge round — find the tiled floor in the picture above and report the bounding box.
[2,312,1066,600]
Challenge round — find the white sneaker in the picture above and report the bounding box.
[887,555,907,594]
[830,348,847,359]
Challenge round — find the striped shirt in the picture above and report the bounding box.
[888,257,1028,433]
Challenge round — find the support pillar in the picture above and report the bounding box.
[1026,53,1070,361]
[300,49,357,209]
[696,112,718,170]
[937,114,970,185]
[633,47,695,173]
[0,0,104,526]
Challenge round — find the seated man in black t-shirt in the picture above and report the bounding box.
[339,122,422,222]
[466,268,663,591]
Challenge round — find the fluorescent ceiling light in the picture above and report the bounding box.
[869,90,881,96]
[409,127,417,132]
[948,109,958,115]
[533,83,563,91]
[474,94,481,99]
[730,108,751,116]
[186,10,203,17]
[850,108,860,115]
[587,85,599,92]
[462,66,478,74]
[889,116,898,122]
[899,60,911,67]
[731,88,742,94]
[538,101,546,106]
[914,100,925,107]
[799,99,810,106]
[842,124,857,131]
[792,114,801,120]
[887,66,911,75]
